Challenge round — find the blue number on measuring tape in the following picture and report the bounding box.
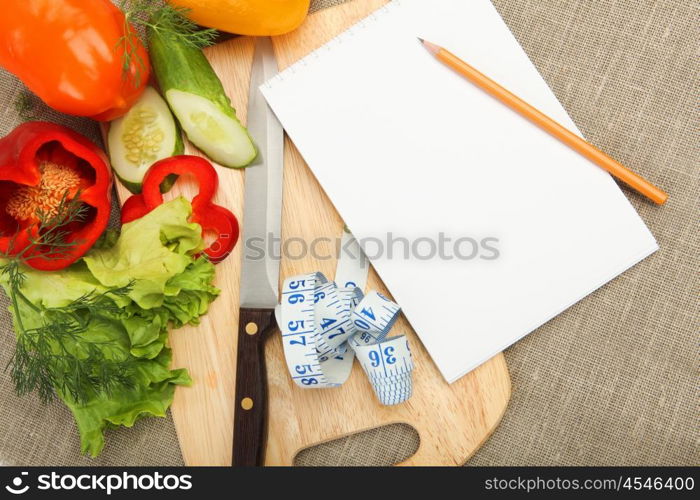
[384,346,396,364]
[288,319,305,331]
[354,318,370,330]
[288,293,305,304]
[320,317,336,329]
[280,271,413,405]
[328,327,345,339]
[344,281,357,288]
[360,307,376,320]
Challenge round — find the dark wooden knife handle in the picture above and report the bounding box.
[232,307,276,466]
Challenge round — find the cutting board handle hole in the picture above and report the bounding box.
[293,423,419,466]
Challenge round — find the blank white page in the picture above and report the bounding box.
[262,0,658,382]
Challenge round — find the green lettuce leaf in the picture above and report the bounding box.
[1,197,219,457]
[15,261,107,308]
[63,348,192,457]
[84,196,205,309]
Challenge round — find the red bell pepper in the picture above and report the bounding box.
[0,122,113,271]
[122,155,239,263]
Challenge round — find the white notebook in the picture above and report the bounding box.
[261,0,658,383]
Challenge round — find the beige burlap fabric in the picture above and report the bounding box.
[1,0,697,466]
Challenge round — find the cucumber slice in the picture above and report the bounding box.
[166,89,257,168]
[148,20,257,169]
[108,87,183,193]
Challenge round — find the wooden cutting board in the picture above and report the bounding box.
[112,0,511,466]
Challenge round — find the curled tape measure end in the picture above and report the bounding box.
[279,272,414,406]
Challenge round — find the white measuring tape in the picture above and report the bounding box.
[276,233,414,405]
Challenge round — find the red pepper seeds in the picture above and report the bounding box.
[5,161,81,221]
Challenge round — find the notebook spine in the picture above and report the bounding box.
[262,0,405,89]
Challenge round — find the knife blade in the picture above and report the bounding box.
[232,36,284,467]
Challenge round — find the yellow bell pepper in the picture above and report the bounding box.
[168,0,311,36]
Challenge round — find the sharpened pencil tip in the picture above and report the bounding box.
[417,37,424,43]
[419,38,440,56]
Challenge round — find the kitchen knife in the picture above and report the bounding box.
[232,36,284,466]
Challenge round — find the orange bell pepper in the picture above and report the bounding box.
[168,0,311,36]
[0,0,149,122]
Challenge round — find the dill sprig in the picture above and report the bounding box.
[1,195,137,404]
[117,0,218,86]
[27,194,90,259]
[10,285,137,404]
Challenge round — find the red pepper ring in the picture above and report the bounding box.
[142,155,217,213]
[192,204,240,263]
[132,154,239,263]
[120,193,148,225]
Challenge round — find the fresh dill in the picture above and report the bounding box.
[9,285,137,404]
[1,195,137,404]
[27,194,89,259]
[117,0,218,86]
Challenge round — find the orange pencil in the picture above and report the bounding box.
[419,39,668,205]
